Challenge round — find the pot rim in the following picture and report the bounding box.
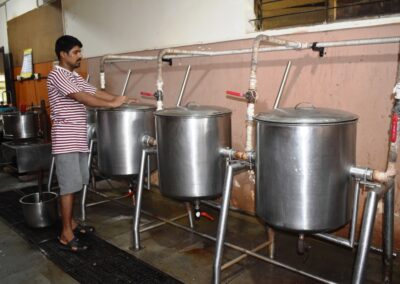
[19,192,58,205]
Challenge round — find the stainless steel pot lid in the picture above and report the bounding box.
[97,103,156,112]
[255,103,358,124]
[155,103,231,118]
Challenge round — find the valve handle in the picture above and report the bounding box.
[226,90,243,97]
[200,211,214,221]
[140,92,153,97]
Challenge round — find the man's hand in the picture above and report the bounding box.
[69,92,138,108]
[109,96,138,108]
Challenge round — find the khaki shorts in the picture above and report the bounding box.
[55,152,89,196]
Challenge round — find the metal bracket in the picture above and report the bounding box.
[311,42,325,57]
[360,180,382,190]
[162,57,172,66]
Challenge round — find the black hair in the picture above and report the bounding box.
[55,35,83,60]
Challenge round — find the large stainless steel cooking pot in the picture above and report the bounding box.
[96,104,156,176]
[254,104,358,232]
[155,104,231,199]
[86,108,97,140]
[86,108,97,125]
[2,111,40,140]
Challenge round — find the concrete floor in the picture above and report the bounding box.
[0,168,399,284]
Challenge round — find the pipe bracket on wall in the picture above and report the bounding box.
[311,42,325,57]
[162,57,173,66]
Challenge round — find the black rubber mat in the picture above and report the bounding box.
[0,186,182,284]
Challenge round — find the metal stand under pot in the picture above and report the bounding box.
[213,104,396,284]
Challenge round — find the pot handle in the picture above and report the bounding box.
[185,101,200,108]
[294,102,315,110]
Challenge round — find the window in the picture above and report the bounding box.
[254,0,400,31]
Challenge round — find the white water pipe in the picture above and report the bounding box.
[99,54,155,89]
[99,36,400,96]
[245,35,303,152]
[155,49,213,110]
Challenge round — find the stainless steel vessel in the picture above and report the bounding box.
[19,192,58,228]
[86,108,97,140]
[254,104,358,232]
[155,104,231,199]
[86,108,97,125]
[96,104,156,176]
[2,111,39,139]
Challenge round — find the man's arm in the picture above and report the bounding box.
[69,92,127,108]
[94,90,137,103]
[94,90,118,102]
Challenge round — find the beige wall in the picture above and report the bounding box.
[87,23,400,250]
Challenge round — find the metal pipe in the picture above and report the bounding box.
[133,147,157,250]
[314,232,398,257]
[86,194,129,207]
[267,226,275,258]
[273,61,292,109]
[99,55,155,89]
[86,177,338,283]
[80,138,96,223]
[156,49,213,110]
[220,147,256,162]
[146,154,151,190]
[100,37,400,70]
[350,180,361,247]
[176,65,191,107]
[245,36,302,154]
[213,161,249,284]
[221,240,272,270]
[139,202,334,284]
[350,166,374,181]
[315,232,351,247]
[383,182,395,283]
[121,69,132,96]
[314,37,400,48]
[47,156,55,192]
[185,202,194,229]
[140,213,189,233]
[99,37,400,94]
[352,190,379,284]
[80,184,88,222]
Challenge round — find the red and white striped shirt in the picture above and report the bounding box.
[47,65,96,154]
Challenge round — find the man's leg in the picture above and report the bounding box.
[55,153,87,250]
[59,193,75,244]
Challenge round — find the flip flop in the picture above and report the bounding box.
[58,236,88,252]
[74,224,95,235]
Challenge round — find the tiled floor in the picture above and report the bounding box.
[0,168,399,283]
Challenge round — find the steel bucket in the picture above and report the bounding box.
[19,192,58,228]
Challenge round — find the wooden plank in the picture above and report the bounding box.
[262,0,325,11]
[7,0,63,67]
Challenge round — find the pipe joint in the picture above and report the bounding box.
[100,72,106,89]
[245,90,257,103]
[393,82,400,100]
[350,166,373,181]
[142,135,157,147]
[154,90,163,101]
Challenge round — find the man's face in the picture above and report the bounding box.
[60,46,82,69]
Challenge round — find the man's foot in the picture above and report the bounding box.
[73,223,95,235]
[58,236,88,252]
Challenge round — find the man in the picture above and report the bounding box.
[47,35,132,251]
